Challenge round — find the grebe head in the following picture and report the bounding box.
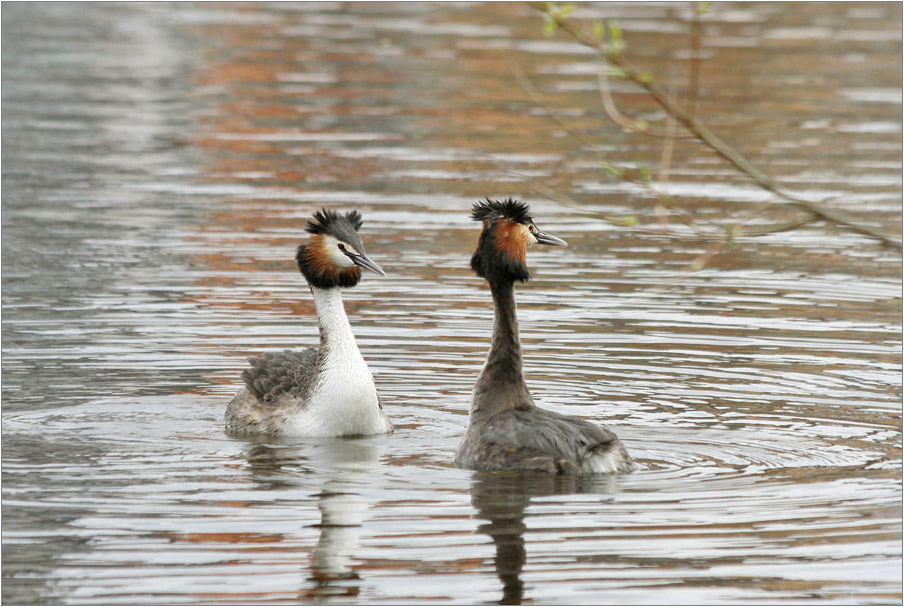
[469,198,567,284]
[296,209,386,289]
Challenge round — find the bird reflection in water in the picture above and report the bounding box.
[243,437,382,602]
[469,472,620,605]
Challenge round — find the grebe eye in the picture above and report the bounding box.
[338,243,346,251]
[528,225,536,233]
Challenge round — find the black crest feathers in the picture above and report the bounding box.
[470,198,532,284]
[470,198,532,224]
[306,209,364,235]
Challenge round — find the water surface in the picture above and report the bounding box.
[3,2,901,604]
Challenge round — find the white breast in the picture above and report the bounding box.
[282,287,391,437]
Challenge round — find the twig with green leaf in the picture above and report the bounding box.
[528,1,902,251]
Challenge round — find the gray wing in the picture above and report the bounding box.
[242,348,318,404]
[463,407,624,473]
[510,408,618,454]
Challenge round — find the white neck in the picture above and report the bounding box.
[312,287,357,353]
[290,287,389,436]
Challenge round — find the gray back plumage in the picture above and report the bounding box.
[243,348,318,403]
[457,402,634,474]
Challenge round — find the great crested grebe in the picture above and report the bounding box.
[455,199,634,475]
[225,209,393,437]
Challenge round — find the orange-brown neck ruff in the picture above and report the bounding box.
[297,234,361,289]
[494,219,528,266]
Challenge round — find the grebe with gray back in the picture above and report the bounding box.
[455,199,633,474]
[225,209,393,437]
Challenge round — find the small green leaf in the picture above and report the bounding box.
[697,2,711,16]
[601,160,624,179]
[689,257,706,271]
[638,165,652,185]
[607,21,625,56]
[543,17,559,36]
[592,20,605,42]
[638,71,653,84]
[621,215,638,227]
[558,3,575,19]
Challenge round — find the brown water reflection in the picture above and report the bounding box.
[2,2,901,605]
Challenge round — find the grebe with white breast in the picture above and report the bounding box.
[225,209,393,437]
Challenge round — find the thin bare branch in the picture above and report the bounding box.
[740,214,819,237]
[686,3,703,118]
[528,2,903,249]
[595,60,693,139]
